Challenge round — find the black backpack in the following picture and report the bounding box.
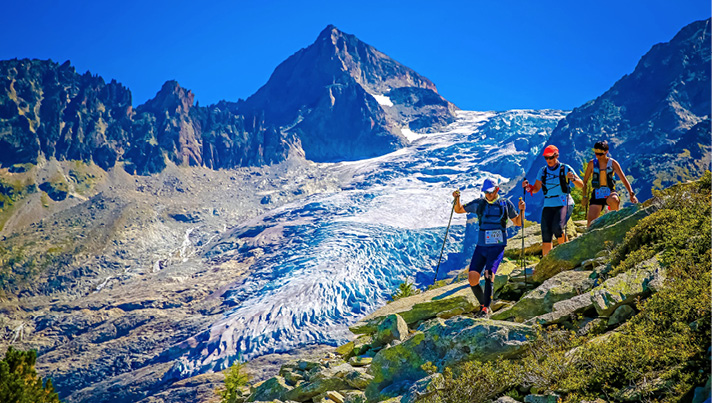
[541,164,570,195]
[476,199,508,230]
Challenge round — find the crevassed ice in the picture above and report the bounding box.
[166,110,567,378]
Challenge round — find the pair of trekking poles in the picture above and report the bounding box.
[433,188,530,285]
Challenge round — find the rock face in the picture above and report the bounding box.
[0,59,133,169]
[591,256,665,316]
[240,25,457,162]
[0,25,457,172]
[0,60,289,175]
[512,19,711,216]
[491,270,595,321]
[365,317,534,399]
[349,281,479,335]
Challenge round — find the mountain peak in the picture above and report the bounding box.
[141,80,194,114]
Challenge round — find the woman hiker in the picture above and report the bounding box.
[522,145,584,256]
[582,140,639,227]
[452,178,525,318]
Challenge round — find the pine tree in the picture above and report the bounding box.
[0,347,61,403]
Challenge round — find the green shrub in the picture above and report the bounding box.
[216,361,250,403]
[609,171,711,276]
[390,278,421,302]
[0,347,62,403]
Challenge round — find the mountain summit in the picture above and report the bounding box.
[241,24,458,162]
[0,26,455,171]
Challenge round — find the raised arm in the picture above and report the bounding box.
[612,160,638,203]
[522,178,543,194]
[452,190,467,213]
[566,167,584,189]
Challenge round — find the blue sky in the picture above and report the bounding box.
[2,0,709,111]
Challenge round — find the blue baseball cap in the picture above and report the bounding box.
[481,179,497,193]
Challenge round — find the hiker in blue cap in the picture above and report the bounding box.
[452,178,525,317]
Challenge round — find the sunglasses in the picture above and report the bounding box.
[544,155,557,160]
[594,152,606,156]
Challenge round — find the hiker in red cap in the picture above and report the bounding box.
[582,140,639,226]
[522,145,584,256]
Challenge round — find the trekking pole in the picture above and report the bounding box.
[564,201,569,243]
[521,192,527,286]
[434,195,457,284]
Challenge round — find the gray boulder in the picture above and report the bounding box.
[591,256,665,317]
[492,270,594,321]
[527,292,595,326]
[372,314,408,348]
[248,376,293,402]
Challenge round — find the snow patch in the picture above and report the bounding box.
[371,93,393,107]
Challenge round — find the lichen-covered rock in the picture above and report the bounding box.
[342,391,367,403]
[335,341,355,358]
[533,205,656,283]
[527,292,595,326]
[492,270,594,321]
[349,282,478,335]
[248,376,293,402]
[524,393,561,403]
[344,369,374,390]
[607,304,636,326]
[365,317,534,399]
[504,220,577,259]
[284,376,352,402]
[494,397,523,403]
[351,335,373,356]
[372,314,408,347]
[348,356,372,367]
[591,257,664,317]
[401,373,443,403]
[280,369,304,386]
[326,391,345,403]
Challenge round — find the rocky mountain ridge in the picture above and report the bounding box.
[0,25,457,175]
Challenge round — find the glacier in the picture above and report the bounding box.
[165,109,567,378]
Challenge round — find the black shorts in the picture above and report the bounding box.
[541,205,572,243]
[590,190,618,206]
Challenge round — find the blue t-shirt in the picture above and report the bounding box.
[462,197,518,246]
[538,163,575,207]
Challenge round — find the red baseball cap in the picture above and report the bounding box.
[543,145,559,156]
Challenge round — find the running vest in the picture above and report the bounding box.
[476,199,508,232]
[541,164,570,197]
[591,158,615,190]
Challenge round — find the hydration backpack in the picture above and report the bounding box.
[541,164,570,195]
[591,158,616,190]
[476,199,508,230]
